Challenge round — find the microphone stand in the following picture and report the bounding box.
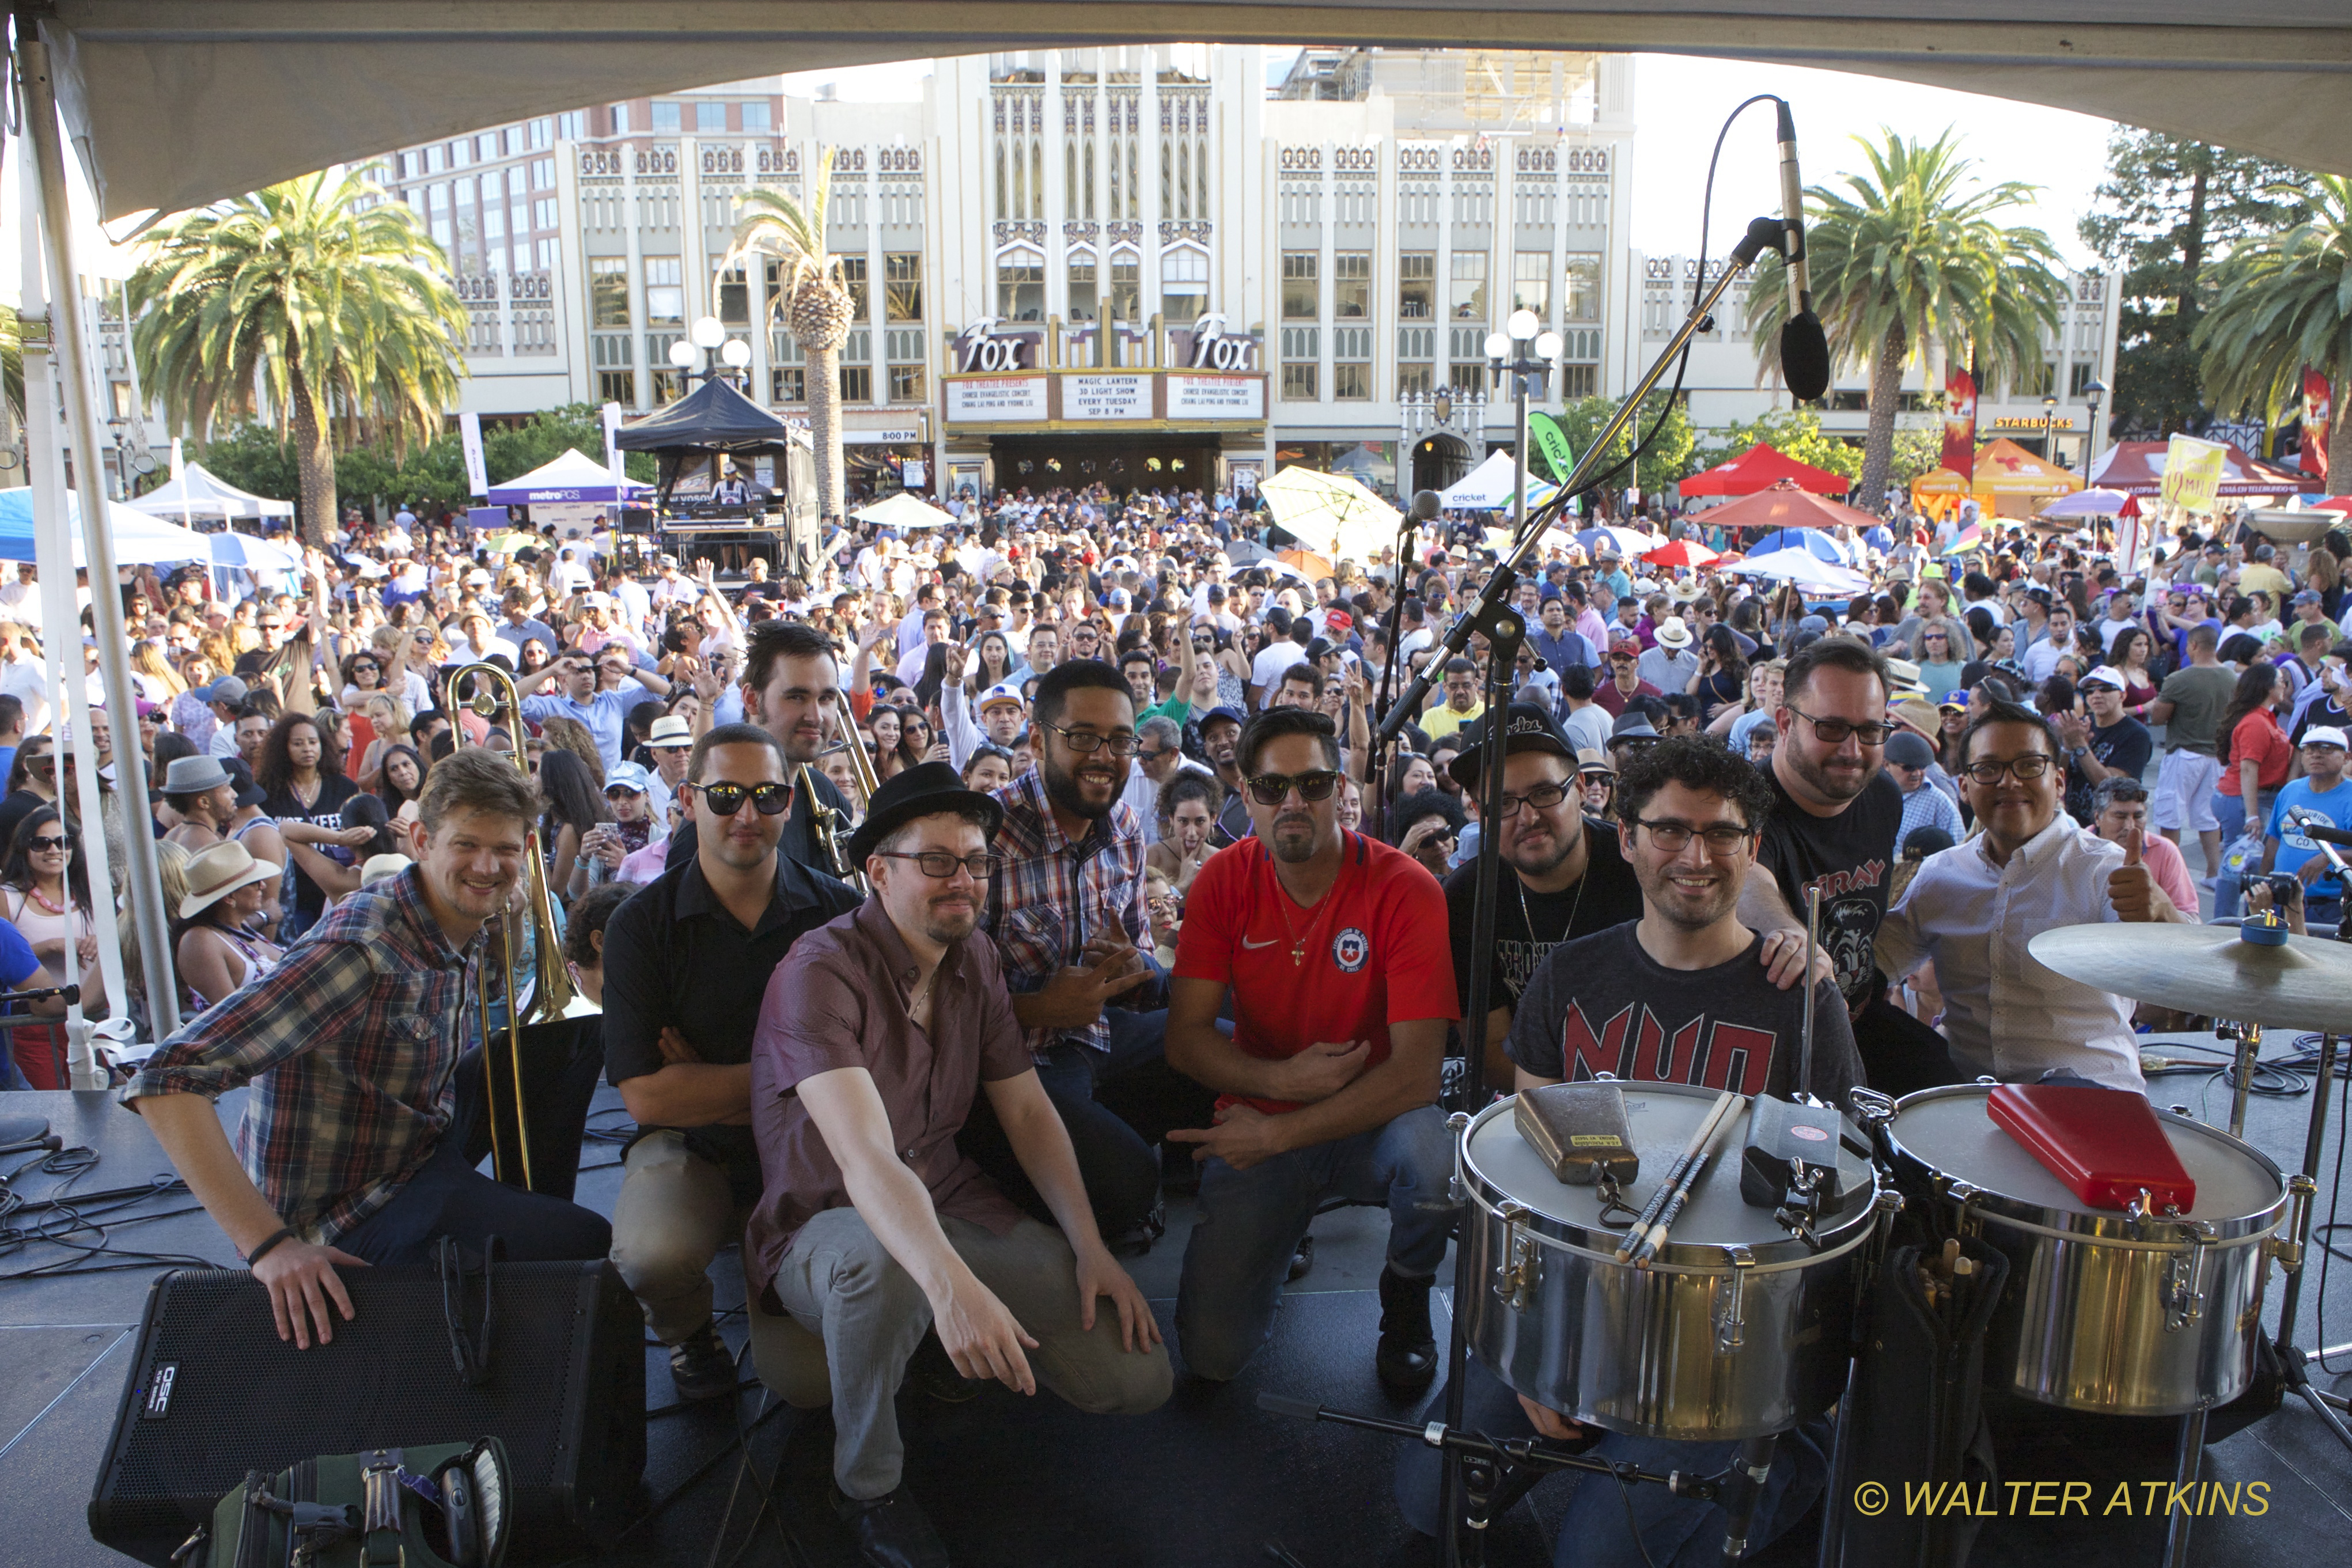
[1397,215,1791,1568]
[1368,491,1442,846]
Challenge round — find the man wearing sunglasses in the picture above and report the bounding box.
[2055,666,2152,825]
[600,723,860,1403]
[1877,696,2187,1091]
[1165,707,1459,1393]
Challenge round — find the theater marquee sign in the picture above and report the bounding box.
[943,368,1266,430]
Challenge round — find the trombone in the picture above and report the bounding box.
[801,703,878,890]
[445,660,576,1190]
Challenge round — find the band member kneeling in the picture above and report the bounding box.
[1164,707,1461,1389]
[744,762,1171,1568]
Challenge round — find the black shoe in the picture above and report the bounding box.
[1376,1266,1438,1393]
[1287,1234,1316,1283]
[666,1322,740,1403]
[906,1332,982,1404]
[829,1480,950,1568]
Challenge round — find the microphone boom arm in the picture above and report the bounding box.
[1374,217,1787,748]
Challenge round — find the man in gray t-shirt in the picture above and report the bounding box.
[2150,622,2236,873]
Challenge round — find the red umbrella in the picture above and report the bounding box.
[1643,539,1720,569]
[1680,444,1852,497]
[2312,496,2352,514]
[2118,494,2143,520]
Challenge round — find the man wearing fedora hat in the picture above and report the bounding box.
[161,755,241,853]
[748,761,1169,1567]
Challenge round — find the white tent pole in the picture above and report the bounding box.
[18,24,180,1041]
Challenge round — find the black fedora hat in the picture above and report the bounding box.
[843,760,1006,870]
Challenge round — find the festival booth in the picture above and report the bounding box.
[1677,442,1852,501]
[483,446,652,536]
[1438,448,1557,512]
[1910,438,2084,520]
[126,461,295,527]
[2089,440,2323,501]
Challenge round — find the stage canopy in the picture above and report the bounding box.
[2088,440,2323,499]
[1679,443,1851,498]
[33,6,2352,226]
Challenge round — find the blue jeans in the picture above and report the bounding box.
[1175,1103,1456,1381]
[1395,1357,1832,1568]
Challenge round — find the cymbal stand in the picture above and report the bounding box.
[2264,1028,2352,1458]
[2220,1020,2262,1139]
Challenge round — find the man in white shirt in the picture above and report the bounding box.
[0,565,40,626]
[547,546,594,600]
[2019,603,2077,684]
[1876,695,2188,1091]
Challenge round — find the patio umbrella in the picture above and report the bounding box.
[854,491,957,529]
[1260,466,1402,559]
[1275,548,1336,580]
[1573,525,1662,557]
[207,531,302,572]
[1642,539,1719,569]
[1699,479,1884,534]
[2312,496,2352,514]
[2034,487,2131,521]
[1728,547,1870,594]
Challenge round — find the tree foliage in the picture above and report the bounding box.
[1748,128,2066,510]
[2077,131,2309,441]
[1551,391,1698,497]
[725,150,853,520]
[0,304,21,426]
[2195,175,2352,482]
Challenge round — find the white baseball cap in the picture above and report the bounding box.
[2301,725,2348,749]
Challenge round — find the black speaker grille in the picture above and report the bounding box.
[92,1262,642,1565]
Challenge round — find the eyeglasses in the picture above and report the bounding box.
[875,849,1003,879]
[1960,753,2056,786]
[1631,817,1753,855]
[28,836,69,852]
[1497,780,1573,817]
[687,780,793,816]
[1784,706,1895,747]
[1038,719,1139,757]
[1245,769,1343,805]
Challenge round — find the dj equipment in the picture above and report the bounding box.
[1455,1082,1890,1441]
[89,1259,643,1567]
[1858,1084,2295,1419]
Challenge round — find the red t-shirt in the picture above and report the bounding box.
[1173,830,1459,1113]
[2218,709,2292,797]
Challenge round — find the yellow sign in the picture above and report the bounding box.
[2158,434,2228,516]
[1990,415,2075,430]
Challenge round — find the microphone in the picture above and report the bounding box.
[1411,490,1442,523]
[1774,100,1832,403]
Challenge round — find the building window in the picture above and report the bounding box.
[1163,247,1209,319]
[597,370,635,405]
[996,251,1044,321]
[425,144,445,175]
[696,101,726,134]
[1561,364,1597,399]
[716,266,749,325]
[1109,257,1140,323]
[884,253,923,322]
[609,104,630,135]
[1563,253,1602,323]
[643,256,683,327]
[1282,361,1319,401]
[840,364,873,402]
[743,101,772,132]
[1068,257,1097,321]
[533,198,558,232]
[1450,362,1486,393]
[650,101,682,135]
[772,366,805,402]
[1514,252,1551,319]
[531,157,555,190]
[1334,252,1371,319]
[590,258,630,327]
[1397,362,1434,397]
[650,368,683,404]
[1282,252,1319,320]
[1334,362,1370,401]
[556,111,586,141]
[529,118,553,149]
[838,255,869,320]
[1450,251,1487,321]
[888,363,927,403]
[1399,251,1435,320]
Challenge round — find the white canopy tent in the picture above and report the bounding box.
[1440,450,1557,513]
[854,491,960,530]
[0,488,218,567]
[125,461,295,522]
[483,446,652,506]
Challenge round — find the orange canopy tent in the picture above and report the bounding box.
[1692,480,1884,532]
[1910,439,2083,519]
[1679,443,1854,498]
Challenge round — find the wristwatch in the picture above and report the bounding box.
[2066,746,2089,760]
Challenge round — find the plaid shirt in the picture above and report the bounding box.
[983,767,1151,1060]
[120,868,479,1244]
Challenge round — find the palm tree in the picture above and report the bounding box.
[2196,175,2352,483]
[128,171,467,544]
[1748,130,2067,507]
[722,149,854,521]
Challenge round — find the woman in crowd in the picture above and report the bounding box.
[865,703,908,782]
[1914,623,1968,702]
[537,714,605,786]
[2214,661,2292,857]
[1,808,102,1087]
[172,840,285,1017]
[537,747,610,895]
[570,760,661,895]
[965,630,1018,695]
[1194,624,1251,709]
[2108,626,2160,709]
[1388,787,1464,883]
[375,743,426,816]
[1385,749,1438,808]
[118,840,191,1036]
[256,711,364,945]
[131,641,186,707]
[961,743,1016,794]
[1147,770,1220,896]
[1688,624,1748,722]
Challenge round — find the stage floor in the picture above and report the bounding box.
[3,1068,2347,1568]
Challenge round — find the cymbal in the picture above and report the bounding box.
[2028,922,2352,1033]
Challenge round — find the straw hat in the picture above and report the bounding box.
[179,841,281,919]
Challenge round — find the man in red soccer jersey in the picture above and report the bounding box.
[1164,707,1459,1390]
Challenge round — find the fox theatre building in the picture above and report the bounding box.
[938,315,1267,497]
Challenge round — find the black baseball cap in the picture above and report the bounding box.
[1448,702,1575,790]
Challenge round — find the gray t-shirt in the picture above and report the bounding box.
[2157,664,2237,755]
[1505,923,1864,1107]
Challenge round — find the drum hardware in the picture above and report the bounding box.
[1712,1246,1755,1351]
[1490,1199,1538,1313]
[2215,1022,2263,1138]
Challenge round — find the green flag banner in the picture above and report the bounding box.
[1527,411,1576,483]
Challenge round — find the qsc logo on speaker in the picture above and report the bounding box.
[141,1364,177,1419]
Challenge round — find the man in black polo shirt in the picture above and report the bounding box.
[604,722,858,1399]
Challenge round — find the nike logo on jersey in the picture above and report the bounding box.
[1240,936,1279,949]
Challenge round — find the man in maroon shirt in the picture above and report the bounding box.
[745,763,1169,1568]
[1593,632,1662,718]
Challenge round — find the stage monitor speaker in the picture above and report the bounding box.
[89,1260,644,1566]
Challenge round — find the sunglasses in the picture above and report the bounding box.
[688,780,793,817]
[1245,769,1342,805]
[28,835,69,852]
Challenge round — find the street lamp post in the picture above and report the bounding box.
[1486,309,1566,541]
[2042,392,2063,472]
[666,315,753,393]
[2082,377,2109,474]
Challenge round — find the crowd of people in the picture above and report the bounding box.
[5,474,2344,1567]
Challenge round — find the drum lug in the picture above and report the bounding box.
[1848,1087,1896,1127]
[2163,1221,2219,1332]
[2268,1175,2317,1271]
[1492,1199,1539,1313]
[1715,1245,1756,1352]
[1446,1112,1471,1205]
[1938,1178,1984,1239]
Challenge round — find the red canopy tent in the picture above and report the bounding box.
[1691,480,1884,532]
[2087,440,2321,498]
[1679,443,1853,498]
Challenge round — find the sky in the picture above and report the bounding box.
[779,51,2122,271]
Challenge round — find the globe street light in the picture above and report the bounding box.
[1489,309,1558,543]
[2082,377,2109,472]
[671,314,752,391]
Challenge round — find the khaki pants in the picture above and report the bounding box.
[751,1207,1172,1499]
[608,1130,745,1344]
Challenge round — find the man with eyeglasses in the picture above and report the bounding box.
[1165,707,1459,1392]
[515,644,671,771]
[601,722,860,1404]
[1738,638,1958,1096]
[1399,736,1859,1568]
[1877,696,2187,1090]
[968,661,1209,1252]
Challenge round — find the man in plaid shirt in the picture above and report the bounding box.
[123,750,610,1349]
[968,661,1214,1246]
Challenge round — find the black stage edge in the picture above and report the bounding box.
[2,1087,2346,1567]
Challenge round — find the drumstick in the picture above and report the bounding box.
[1612,1089,1739,1262]
[1630,1099,1743,1266]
